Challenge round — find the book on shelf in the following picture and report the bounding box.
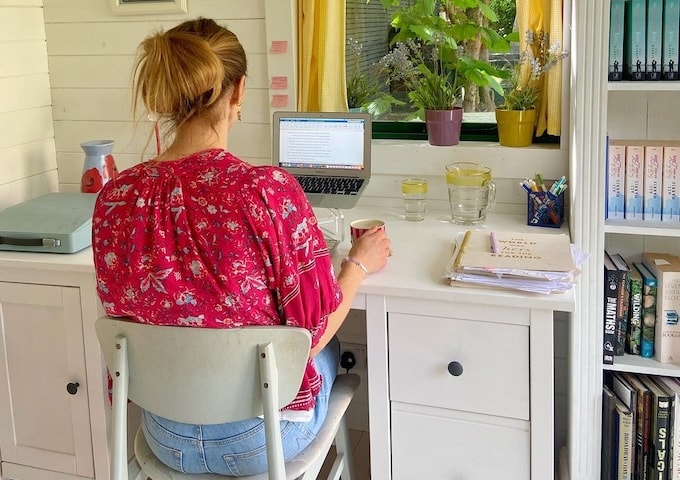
[662,144,680,222]
[622,372,653,480]
[624,0,647,80]
[641,375,672,479]
[644,145,664,221]
[634,262,658,359]
[604,251,630,357]
[607,140,626,220]
[628,264,643,356]
[605,252,621,364]
[653,376,680,480]
[602,385,619,480]
[646,0,663,80]
[609,0,626,81]
[612,373,638,477]
[625,143,645,220]
[642,253,680,364]
[662,0,680,80]
[616,395,635,480]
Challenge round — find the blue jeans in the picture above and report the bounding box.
[141,337,340,476]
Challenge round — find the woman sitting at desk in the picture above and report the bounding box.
[91,17,391,476]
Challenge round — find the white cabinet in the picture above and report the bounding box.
[0,282,94,479]
[0,252,110,480]
[388,312,531,480]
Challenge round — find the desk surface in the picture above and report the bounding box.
[0,207,575,312]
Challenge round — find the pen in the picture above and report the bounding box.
[550,176,566,194]
[519,182,531,193]
[489,232,499,254]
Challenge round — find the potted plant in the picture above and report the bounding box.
[496,30,569,147]
[372,0,511,146]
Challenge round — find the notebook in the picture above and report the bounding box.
[272,111,372,209]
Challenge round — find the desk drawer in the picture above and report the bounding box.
[391,405,530,480]
[388,312,529,420]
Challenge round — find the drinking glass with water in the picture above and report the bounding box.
[445,163,496,225]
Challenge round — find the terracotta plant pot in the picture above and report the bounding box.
[495,108,537,147]
[425,108,463,146]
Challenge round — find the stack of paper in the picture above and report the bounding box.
[442,230,585,294]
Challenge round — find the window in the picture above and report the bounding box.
[344,0,561,143]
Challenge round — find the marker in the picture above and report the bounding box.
[520,182,531,193]
[535,173,547,191]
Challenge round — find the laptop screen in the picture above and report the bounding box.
[273,111,371,176]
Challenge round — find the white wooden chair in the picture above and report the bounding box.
[95,317,359,480]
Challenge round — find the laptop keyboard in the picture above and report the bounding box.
[294,176,364,195]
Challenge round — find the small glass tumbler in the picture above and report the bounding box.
[401,178,427,221]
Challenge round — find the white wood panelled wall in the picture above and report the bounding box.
[43,0,272,192]
[0,0,58,209]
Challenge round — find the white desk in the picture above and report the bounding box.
[0,207,573,480]
[330,207,574,480]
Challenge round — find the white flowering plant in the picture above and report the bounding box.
[346,38,381,110]
[501,30,569,111]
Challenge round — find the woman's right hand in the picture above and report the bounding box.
[347,227,391,274]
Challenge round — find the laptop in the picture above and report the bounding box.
[272,111,372,209]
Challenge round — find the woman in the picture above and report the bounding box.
[92,17,391,476]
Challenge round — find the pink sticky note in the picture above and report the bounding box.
[270,40,288,54]
[271,76,288,89]
[271,95,289,108]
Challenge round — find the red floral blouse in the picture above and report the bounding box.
[92,149,342,412]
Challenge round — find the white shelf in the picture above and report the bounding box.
[604,354,680,377]
[608,81,680,92]
[604,219,680,236]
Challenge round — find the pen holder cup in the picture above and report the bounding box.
[527,191,564,228]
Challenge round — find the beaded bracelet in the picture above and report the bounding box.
[342,256,369,274]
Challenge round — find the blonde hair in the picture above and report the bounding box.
[132,18,247,135]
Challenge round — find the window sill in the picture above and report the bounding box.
[369,139,567,180]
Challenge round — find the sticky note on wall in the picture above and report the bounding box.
[271,95,288,108]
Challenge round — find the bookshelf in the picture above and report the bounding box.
[608,81,680,91]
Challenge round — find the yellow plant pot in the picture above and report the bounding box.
[495,108,537,147]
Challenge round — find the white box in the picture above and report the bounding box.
[662,144,680,221]
[607,142,626,219]
[625,144,644,219]
[644,145,664,220]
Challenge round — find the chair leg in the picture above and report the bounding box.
[333,419,355,480]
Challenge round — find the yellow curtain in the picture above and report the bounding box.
[297,0,347,111]
[516,0,564,136]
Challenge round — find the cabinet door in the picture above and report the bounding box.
[391,404,530,480]
[0,282,94,478]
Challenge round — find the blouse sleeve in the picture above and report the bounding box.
[241,166,342,348]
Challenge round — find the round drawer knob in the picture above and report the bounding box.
[447,361,464,377]
[66,382,80,395]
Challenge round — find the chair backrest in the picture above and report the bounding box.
[95,317,312,424]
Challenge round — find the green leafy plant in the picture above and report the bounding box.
[346,38,381,110]
[501,30,569,111]
[370,0,511,115]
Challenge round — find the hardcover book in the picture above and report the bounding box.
[641,375,672,479]
[622,372,653,480]
[604,251,623,361]
[628,264,643,355]
[663,0,680,80]
[607,141,626,219]
[642,253,680,364]
[612,373,638,477]
[609,0,626,80]
[646,0,664,80]
[644,145,664,221]
[624,0,647,80]
[611,253,632,357]
[602,385,619,480]
[662,144,680,222]
[634,262,658,359]
[625,144,645,220]
[615,396,634,480]
[655,375,680,480]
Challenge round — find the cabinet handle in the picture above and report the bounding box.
[66,382,80,395]
[447,361,464,377]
